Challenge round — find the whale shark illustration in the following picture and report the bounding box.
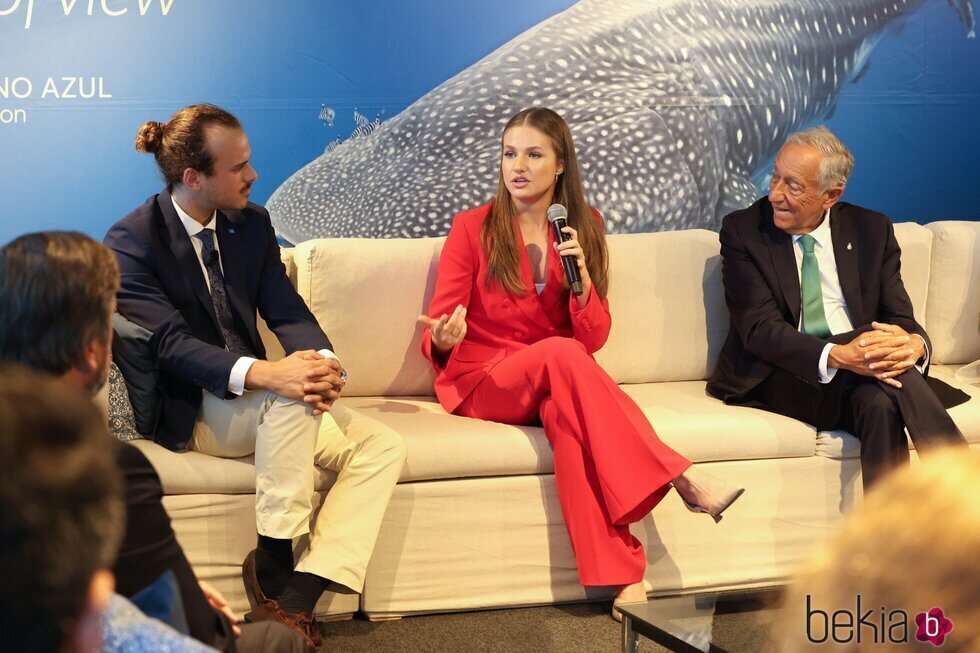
[268,0,975,242]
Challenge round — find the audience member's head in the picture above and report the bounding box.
[0,366,124,652]
[0,231,119,394]
[772,449,980,651]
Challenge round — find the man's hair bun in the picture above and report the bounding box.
[135,121,165,154]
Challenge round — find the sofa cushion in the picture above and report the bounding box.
[619,382,817,462]
[341,381,816,484]
[107,363,143,441]
[814,365,980,460]
[130,439,338,496]
[925,221,980,365]
[339,396,552,481]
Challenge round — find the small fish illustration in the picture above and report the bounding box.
[319,105,335,127]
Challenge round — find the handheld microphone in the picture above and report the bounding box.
[547,203,583,296]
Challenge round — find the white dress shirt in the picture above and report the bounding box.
[793,208,927,383]
[172,196,339,395]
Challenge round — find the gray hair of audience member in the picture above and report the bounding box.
[785,125,855,192]
[0,231,119,374]
[0,365,124,652]
[770,448,980,651]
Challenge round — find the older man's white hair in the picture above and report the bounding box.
[786,125,855,192]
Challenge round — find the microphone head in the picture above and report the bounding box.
[547,203,568,223]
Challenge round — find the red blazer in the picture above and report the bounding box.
[422,202,612,413]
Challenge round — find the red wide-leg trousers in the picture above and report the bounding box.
[456,337,691,586]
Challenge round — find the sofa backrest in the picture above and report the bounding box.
[893,222,933,333]
[595,229,727,383]
[288,237,443,397]
[596,223,932,384]
[926,221,980,365]
[265,220,947,396]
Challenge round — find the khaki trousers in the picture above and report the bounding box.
[189,391,406,592]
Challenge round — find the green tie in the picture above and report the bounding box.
[798,234,831,339]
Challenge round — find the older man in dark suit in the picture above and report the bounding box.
[707,125,965,488]
[105,105,404,648]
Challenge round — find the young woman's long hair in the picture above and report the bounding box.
[481,107,609,299]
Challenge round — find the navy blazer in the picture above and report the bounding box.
[707,197,928,404]
[105,190,331,450]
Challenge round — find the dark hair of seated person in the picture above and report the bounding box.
[0,231,119,376]
[0,365,124,652]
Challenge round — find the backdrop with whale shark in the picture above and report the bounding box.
[269,0,979,242]
[0,0,977,246]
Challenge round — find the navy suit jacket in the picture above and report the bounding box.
[105,190,331,450]
[707,197,929,403]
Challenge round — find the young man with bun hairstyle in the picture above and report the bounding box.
[106,104,405,646]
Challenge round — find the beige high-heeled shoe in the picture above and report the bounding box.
[611,581,649,622]
[672,469,745,523]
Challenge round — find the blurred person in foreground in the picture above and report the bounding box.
[772,448,980,651]
[0,231,305,652]
[0,366,217,652]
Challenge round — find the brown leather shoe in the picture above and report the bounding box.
[247,601,322,652]
[242,549,271,610]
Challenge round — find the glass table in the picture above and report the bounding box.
[615,587,786,652]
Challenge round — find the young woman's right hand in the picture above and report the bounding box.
[417,304,468,354]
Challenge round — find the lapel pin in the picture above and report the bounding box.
[847,242,852,250]
[228,228,236,235]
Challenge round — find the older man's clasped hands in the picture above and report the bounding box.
[830,321,926,388]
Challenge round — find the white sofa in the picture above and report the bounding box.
[130,220,980,620]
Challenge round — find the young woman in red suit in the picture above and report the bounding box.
[417,107,744,617]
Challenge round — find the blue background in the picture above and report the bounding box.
[0,0,977,246]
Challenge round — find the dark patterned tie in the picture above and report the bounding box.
[195,229,255,357]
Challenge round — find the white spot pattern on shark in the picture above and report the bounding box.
[269,0,975,241]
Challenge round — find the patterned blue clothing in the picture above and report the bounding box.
[101,594,217,652]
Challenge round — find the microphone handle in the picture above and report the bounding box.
[551,217,584,296]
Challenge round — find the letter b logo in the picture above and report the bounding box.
[806,595,829,643]
[915,607,953,647]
